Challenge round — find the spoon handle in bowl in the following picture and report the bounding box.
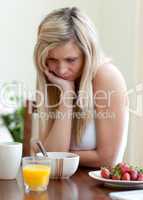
[36,141,48,157]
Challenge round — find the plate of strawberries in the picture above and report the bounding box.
[88,162,143,188]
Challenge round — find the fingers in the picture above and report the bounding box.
[44,69,60,85]
[44,70,75,92]
[44,69,54,81]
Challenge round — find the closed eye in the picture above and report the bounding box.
[47,58,57,62]
[65,58,77,63]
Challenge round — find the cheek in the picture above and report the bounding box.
[47,62,56,71]
[73,63,83,74]
[48,65,54,71]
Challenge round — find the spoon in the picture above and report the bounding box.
[35,140,48,157]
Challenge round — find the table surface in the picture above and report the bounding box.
[0,167,127,200]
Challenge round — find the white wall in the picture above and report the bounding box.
[97,0,136,87]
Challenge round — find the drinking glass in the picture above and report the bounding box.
[22,156,51,192]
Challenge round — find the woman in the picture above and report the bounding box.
[33,7,129,168]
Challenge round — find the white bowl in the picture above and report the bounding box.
[37,152,80,179]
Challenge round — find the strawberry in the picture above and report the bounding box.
[118,162,130,174]
[137,173,143,181]
[121,172,131,181]
[101,167,110,179]
[129,168,138,180]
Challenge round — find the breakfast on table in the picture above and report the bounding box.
[1,139,143,194]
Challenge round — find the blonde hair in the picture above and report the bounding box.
[34,7,109,144]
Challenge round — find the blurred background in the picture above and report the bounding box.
[0,0,143,165]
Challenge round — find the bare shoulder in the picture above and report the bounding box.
[93,63,127,93]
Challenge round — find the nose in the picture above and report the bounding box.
[58,66,68,76]
[60,68,67,75]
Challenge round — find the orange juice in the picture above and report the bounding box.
[23,164,51,191]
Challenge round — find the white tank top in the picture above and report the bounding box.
[70,119,96,150]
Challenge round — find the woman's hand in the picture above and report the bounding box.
[44,69,75,93]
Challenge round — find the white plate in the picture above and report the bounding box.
[88,170,143,188]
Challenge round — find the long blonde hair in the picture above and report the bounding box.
[34,7,109,144]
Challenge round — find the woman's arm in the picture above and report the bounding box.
[72,63,129,168]
[43,100,74,152]
[43,69,75,152]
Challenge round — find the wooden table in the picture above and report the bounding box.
[0,167,125,200]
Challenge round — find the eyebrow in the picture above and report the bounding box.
[47,56,79,60]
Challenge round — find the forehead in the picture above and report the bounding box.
[48,40,82,58]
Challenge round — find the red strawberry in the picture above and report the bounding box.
[129,168,138,180]
[101,167,110,179]
[137,173,143,181]
[122,172,131,181]
[118,163,130,174]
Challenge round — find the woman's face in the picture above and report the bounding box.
[46,40,84,81]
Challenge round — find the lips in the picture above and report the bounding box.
[50,71,72,80]
[57,74,72,80]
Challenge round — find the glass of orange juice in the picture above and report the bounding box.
[22,156,51,192]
